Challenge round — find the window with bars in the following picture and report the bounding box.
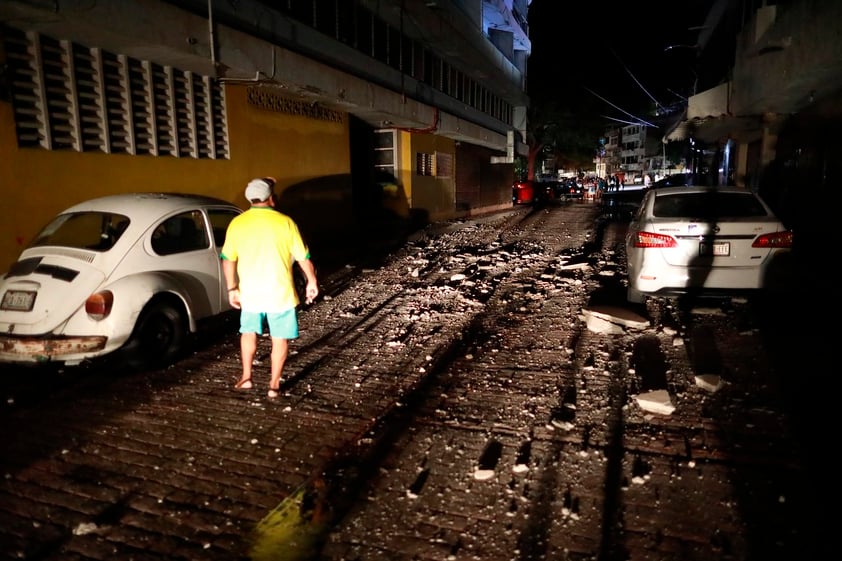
[414,151,451,177]
[434,151,452,178]
[3,25,228,158]
[416,152,434,176]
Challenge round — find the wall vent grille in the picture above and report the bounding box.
[3,25,229,159]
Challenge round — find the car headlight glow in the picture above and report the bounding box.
[85,290,114,320]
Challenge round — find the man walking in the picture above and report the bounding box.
[221,177,319,398]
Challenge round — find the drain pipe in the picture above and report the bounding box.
[207,0,217,70]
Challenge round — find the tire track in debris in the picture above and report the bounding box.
[319,203,602,560]
[239,202,596,559]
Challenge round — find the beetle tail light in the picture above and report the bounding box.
[85,290,114,320]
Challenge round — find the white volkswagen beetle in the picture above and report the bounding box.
[0,193,243,368]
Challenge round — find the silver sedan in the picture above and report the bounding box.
[624,186,794,304]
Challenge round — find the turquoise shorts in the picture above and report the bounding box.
[239,309,299,339]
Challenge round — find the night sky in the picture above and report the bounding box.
[527,0,715,124]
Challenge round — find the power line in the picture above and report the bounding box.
[601,115,656,127]
[611,47,664,110]
[585,87,656,128]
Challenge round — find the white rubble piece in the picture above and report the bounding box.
[559,262,589,271]
[695,374,724,393]
[473,468,495,481]
[581,305,650,334]
[634,390,676,415]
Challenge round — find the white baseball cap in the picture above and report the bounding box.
[244,177,276,202]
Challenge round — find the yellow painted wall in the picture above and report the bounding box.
[399,132,456,222]
[0,82,351,273]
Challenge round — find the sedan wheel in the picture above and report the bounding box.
[627,285,646,304]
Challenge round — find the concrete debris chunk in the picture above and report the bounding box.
[473,468,495,481]
[695,374,724,393]
[582,305,649,334]
[634,389,676,415]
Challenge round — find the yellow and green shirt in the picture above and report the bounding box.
[220,207,310,313]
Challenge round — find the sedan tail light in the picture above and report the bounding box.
[85,290,114,320]
[632,231,678,248]
[752,230,793,249]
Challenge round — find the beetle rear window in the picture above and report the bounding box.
[30,212,130,252]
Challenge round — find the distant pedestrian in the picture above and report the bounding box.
[221,177,319,398]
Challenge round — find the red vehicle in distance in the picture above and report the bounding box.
[512,179,562,205]
[512,179,536,205]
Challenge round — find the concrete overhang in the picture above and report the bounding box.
[667,77,842,144]
[666,113,761,143]
[0,0,520,153]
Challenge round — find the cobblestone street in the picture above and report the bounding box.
[0,200,828,561]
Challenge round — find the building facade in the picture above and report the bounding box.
[0,0,531,272]
[667,0,841,234]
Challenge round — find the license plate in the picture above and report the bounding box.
[699,241,730,256]
[1,290,37,311]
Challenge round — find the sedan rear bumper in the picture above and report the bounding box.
[631,264,770,295]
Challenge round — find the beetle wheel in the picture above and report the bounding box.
[125,300,186,370]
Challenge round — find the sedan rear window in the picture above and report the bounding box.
[652,192,768,219]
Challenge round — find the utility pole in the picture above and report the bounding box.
[662,137,667,177]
